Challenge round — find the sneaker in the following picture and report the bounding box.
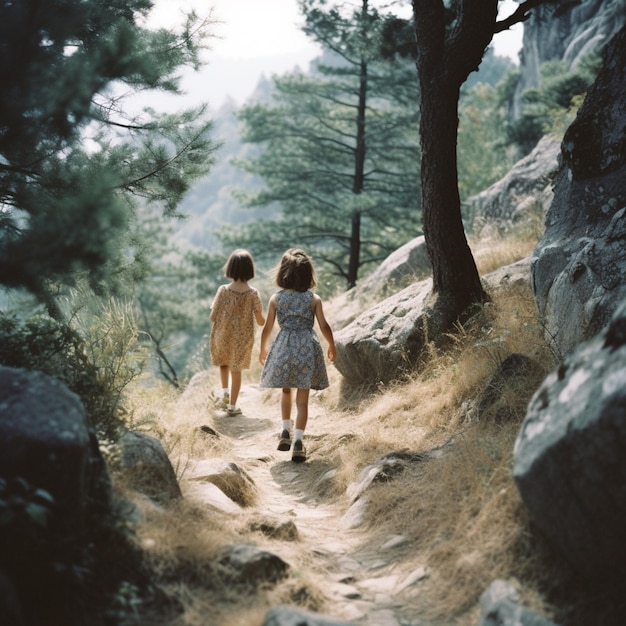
[292,439,306,463]
[277,429,291,451]
[227,406,242,416]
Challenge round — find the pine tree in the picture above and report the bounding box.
[226,0,421,291]
[0,0,218,314]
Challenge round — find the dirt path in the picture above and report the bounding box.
[187,384,428,626]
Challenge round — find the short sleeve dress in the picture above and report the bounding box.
[260,290,329,390]
[209,285,263,372]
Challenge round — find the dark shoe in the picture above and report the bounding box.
[277,429,291,451]
[292,439,306,463]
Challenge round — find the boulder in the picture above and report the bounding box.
[0,365,111,537]
[333,276,433,386]
[334,259,530,386]
[187,458,256,507]
[464,135,560,237]
[116,431,182,505]
[511,0,625,122]
[531,25,626,357]
[329,236,431,330]
[217,543,290,585]
[513,297,626,580]
[263,605,355,626]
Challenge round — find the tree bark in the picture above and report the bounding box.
[347,0,369,290]
[347,210,361,289]
[411,0,554,329]
[412,0,495,329]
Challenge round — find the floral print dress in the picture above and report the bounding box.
[260,290,329,390]
[210,285,263,371]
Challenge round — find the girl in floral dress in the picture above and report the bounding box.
[210,249,265,416]
[259,249,336,462]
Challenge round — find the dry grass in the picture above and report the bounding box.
[118,229,606,625]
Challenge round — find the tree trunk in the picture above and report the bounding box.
[419,77,486,326]
[413,0,490,329]
[346,0,369,290]
[346,56,368,290]
[347,210,361,289]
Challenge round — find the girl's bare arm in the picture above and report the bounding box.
[259,296,277,365]
[313,295,336,362]
[255,293,266,326]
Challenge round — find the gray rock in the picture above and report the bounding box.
[0,365,111,536]
[263,605,355,626]
[117,431,182,505]
[531,25,626,357]
[218,543,290,585]
[464,136,560,236]
[513,297,626,580]
[479,579,558,626]
[334,259,529,387]
[511,0,625,122]
[333,277,432,386]
[249,516,299,541]
[188,458,256,507]
[330,237,431,330]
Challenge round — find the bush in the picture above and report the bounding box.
[0,302,145,439]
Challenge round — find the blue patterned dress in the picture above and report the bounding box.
[260,290,329,390]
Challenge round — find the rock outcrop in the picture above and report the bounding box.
[334,258,530,387]
[463,135,560,237]
[0,365,111,536]
[511,0,626,121]
[117,430,182,505]
[513,297,626,580]
[531,25,626,357]
[329,236,431,330]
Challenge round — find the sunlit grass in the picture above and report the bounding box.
[118,228,583,625]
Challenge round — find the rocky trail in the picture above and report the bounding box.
[182,383,430,626]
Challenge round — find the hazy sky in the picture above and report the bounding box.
[149,0,523,109]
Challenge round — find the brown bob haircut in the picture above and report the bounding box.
[274,248,318,293]
[224,249,255,281]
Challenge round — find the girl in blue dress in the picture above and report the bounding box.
[259,249,336,462]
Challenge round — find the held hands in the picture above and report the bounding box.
[259,347,268,365]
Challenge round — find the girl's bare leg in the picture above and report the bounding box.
[219,365,230,391]
[281,388,293,420]
[230,371,242,406]
[294,388,310,433]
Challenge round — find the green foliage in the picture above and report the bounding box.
[0,477,54,541]
[0,472,150,626]
[0,302,144,439]
[458,81,516,200]
[229,1,422,291]
[506,55,601,152]
[0,0,217,310]
[126,208,221,385]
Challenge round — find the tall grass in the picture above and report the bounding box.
[121,228,615,625]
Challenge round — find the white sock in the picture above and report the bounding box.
[282,420,291,432]
[222,388,229,397]
[228,404,236,411]
[294,428,304,442]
